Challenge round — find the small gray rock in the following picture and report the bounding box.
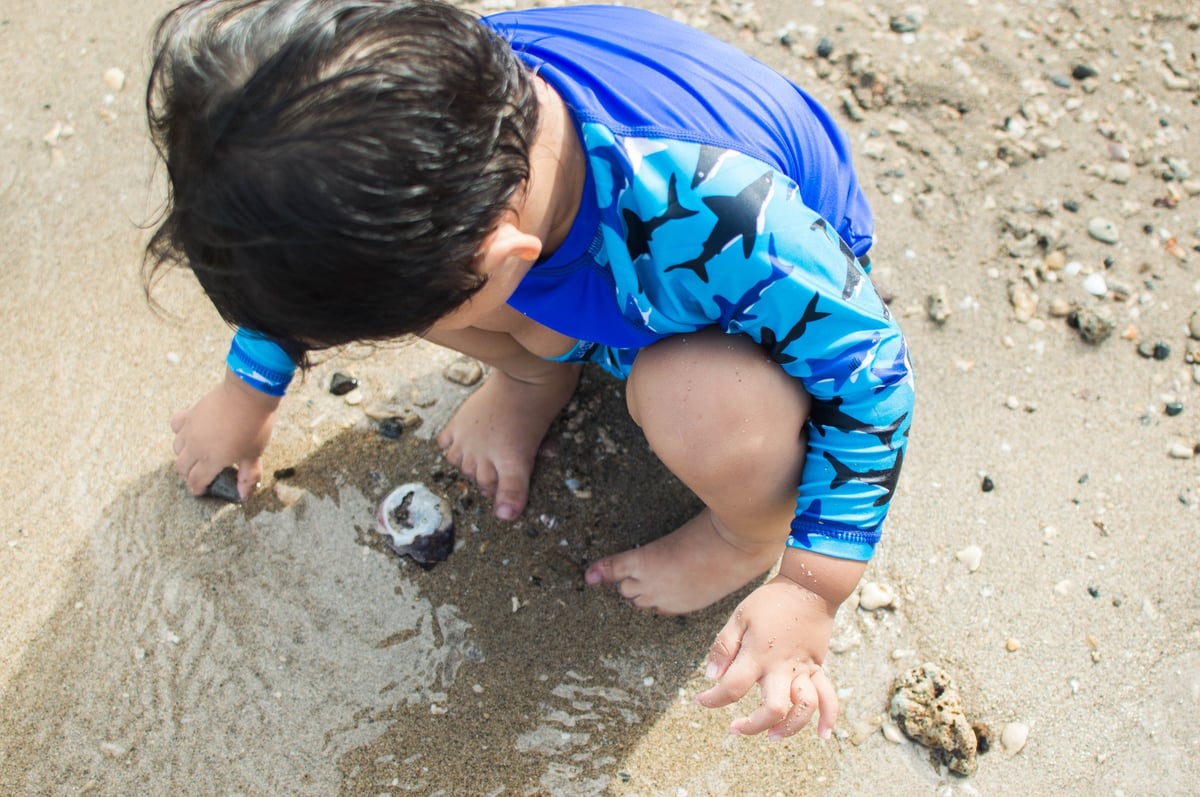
[1087,217,1120,244]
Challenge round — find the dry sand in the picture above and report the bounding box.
[2,0,1198,794]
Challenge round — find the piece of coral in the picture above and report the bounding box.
[888,663,979,776]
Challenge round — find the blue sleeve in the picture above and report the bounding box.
[226,328,297,397]
[624,143,914,561]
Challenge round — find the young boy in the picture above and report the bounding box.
[148,0,913,741]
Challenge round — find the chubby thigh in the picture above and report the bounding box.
[625,328,810,537]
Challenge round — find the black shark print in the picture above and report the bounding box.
[712,273,775,327]
[692,144,732,189]
[666,171,774,283]
[591,144,630,210]
[824,449,903,507]
[757,293,830,364]
[809,218,866,300]
[810,397,908,449]
[623,172,699,262]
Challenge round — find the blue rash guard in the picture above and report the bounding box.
[228,5,914,562]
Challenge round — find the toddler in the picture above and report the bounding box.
[147,0,914,741]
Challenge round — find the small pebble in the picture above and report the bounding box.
[1082,273,1108,297]
[816,37,834,59]
[1164,402,1184,417]
[1071,64,1098,80]
[1087,217,1120,244]
[1005,638,1021,652]
[103,67,126,92]
[1001,722,1029,755]
[981,475,995,493]
[328,372,358,396]
[1067,306,1115,344]
[1168,442,1194,460]
[1063,199,1079,213]
[889,12,922,33]
[955,544,983,573]
[444,358,484,386]
[1187,311,1200,341]
[205,466,241,503]
[858,582,895,611]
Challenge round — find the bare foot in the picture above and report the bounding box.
[584,509,785,614]
[437,366,579,521]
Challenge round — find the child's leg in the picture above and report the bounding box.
[424,325,581,521]
[585,329,810,614]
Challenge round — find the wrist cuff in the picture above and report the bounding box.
[227,329,296,397]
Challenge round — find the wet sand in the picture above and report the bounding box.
[2,0,1198,794]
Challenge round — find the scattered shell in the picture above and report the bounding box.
[927,286,952,324]
[205,466,241,503]
[1005,638,1021,652]
[376,483,456,568]
[1000,722,1029,755]
[102,67,126,92]
[955,544,983,573]
[1007,281,1038,322]
[1168,442,1195,460]
[1087,217,1120,244]
[274,482,306,507]
[444,357,484,386]
[859,581,895,611]
[889,663,979,776]
[881,720,907,744]
[1187,311,1200,341]
[1082,272,1108,297]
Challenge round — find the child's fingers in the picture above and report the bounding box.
[730,671,794,736]
[811,666,839,739]
[237,458,263,500]
[695,653,757,709]
[702,615,746,682]
[765,674,822,740]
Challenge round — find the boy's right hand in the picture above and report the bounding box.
[170,366,281,500]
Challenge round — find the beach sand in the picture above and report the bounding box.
[1,0,1198,793]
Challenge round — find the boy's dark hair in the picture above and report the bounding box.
[144,0,539,356]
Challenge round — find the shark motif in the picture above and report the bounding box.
[809,396,908,448]
[691,144,733,189]
[622,172,699,262]
[788,499,824,549]
[757,293,831,365]
[871,340,910,391]
[764,233,796,277]
[806,332,881,390]
[809,218,865,300]
[824,448,903,507]
[712,272,776,327]
[589,144,630,210]
[666,171,774,283]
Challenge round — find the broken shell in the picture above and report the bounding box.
[376,483,455,568]
[1000,721,1029,755]
[955,544,983,573]
[103,67,126,91]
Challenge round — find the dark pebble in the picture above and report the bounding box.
[1112,598,1122,607]
[1078,472,1089,484]
[1137,341,1172,359]
[972,723,993,754]
[273,466,296,479]
[817,36,834,59]
[205,466,241,503]
[1072,64,1098,80]
[1103,256,1115,269]
[1154,342,1172,360]
[1063,199,1079,213]
[981,475,995,492]
[378,418,404,439]
[1088,586,1100,598]
[1165,402,1184,417]
[1050,74,1072,89]
[329,371,359,396]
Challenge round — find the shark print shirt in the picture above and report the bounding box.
[486,5,915,561]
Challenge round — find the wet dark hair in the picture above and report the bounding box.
[144,0,539,357]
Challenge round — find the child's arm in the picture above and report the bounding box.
[171,329,295,500]
[171,365,281,500]
[695,549,864,739]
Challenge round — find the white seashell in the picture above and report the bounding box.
[881,720,907,744]
[859,582,895,611]
[103,67,126,91]
[1082,272,1108,297]
[955,544,983,573]
[1001,722,1029,755]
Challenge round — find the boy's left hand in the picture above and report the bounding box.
[695,574,840,741]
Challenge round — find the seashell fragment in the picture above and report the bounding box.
[1000,721,1029,755]
[376,483,455,569]
[955,544,983,573]
[859,581,895,611]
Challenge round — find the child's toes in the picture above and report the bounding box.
[584,550,638,586]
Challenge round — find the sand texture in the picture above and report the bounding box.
[1,0,1198,794]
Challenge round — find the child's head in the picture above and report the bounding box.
[144,0,538,352]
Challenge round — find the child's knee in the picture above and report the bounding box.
[626,329,810,469]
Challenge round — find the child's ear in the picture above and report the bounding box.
[480,221,543,274]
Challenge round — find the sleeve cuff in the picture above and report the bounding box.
[227,329,296,397]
